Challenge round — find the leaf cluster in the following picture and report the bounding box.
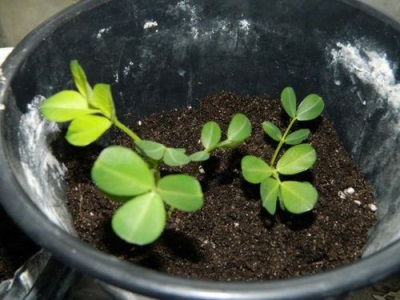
[40,61,251,245]
[40,61,323,244]
[241,87,324,215]
[137,113,251,165]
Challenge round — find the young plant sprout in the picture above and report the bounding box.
[40,60,251,245]
[241,87,324,215]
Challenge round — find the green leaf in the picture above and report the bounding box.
[112,192,166,245]
[280,181,318,214]
[40,90,98,122]
[241,156,273,184]
[276,144,316,175]
[70,60,92,99]
[137,140,166,160]
[260,177,280,215]
[201,121,221,149]
[92,83,115,119]
[285,129,311,145]
[296,94,324,121]
[281,87,297,118]
[227,113,252,142]
[66,115,112,146]
[189,151,210,162]
[262,121,282,142]
[92,146,154,196]
[158,175,203,212]
[163,148,190,167]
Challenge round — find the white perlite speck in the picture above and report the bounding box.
[344,187,355,195]
[338,191,346,200]
[331,42,400,109]
[368,203,378,212]
[338,187,356,200]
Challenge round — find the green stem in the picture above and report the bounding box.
[270,117,297,166]
[152,163,161,183]
[167,206,175,218]
[205,139,241,153]
[113,119,141,143]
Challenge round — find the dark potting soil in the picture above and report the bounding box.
[59,92,377,281]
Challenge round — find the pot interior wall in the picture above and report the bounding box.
[5,0,400,265]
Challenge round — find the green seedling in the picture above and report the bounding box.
[190,113,252,162]
[241,87,324,215]
[40,60,251,245]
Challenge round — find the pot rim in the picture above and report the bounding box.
[1,0,399,299]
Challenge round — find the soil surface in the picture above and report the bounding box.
[58,92,377,281]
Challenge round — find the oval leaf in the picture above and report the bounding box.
[92,83,115,118]
[296,94,324,121]
[285,129,311,145]
[92,146,154,196]
[276,144,316,175]
[227,113,252,142]
[70,60,92,99]
[40,90,98,122]
[137,140,166,160]
[112,192,166,245]
[158,175,203,212]
[201,121,221,149]
[262,121,282,142]
[280,181,318,214]
[281,87,297,118]
[189,151,210,162]
[260,177,280,215]
[241,156,273,184]
[66,115,111,146]
[163,148,190,167]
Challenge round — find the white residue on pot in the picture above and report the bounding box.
[176,0,200,24]
[178,68,186,77]
[96,26,112,39]
[123,61,135,76]
[143,21,158,29]
[167,0,200,39]
[0,104,5,110]
[0,68,5,86]
[19,95,75,233]
[239,19,251,34]
[331,42,400,109]
[113,72,119,83]
[166,0,252,41]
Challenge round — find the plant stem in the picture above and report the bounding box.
[167,206,175,218]
[270,117,297,166]
[151,162,161,183]
[114,119,141,143]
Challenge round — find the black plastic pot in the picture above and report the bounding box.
[1,0,400,299]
